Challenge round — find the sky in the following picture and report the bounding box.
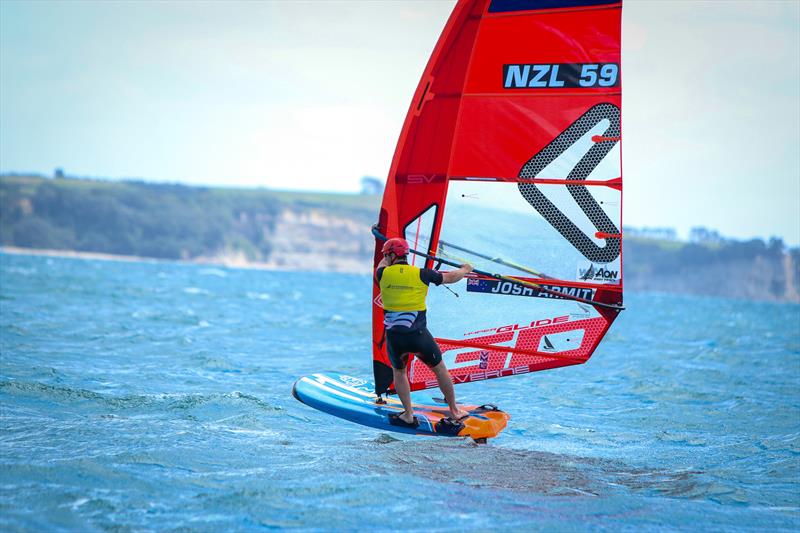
[1,0,798,245]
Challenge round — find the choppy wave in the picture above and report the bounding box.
[198,268,228,278]
[1,252,798,532]
[0,380,282,413]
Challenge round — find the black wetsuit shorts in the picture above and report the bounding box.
[385,327,443,370]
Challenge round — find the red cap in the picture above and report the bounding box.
[382,237,410,256]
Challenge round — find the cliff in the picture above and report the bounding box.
[625,237,800,303]
[0,174,376,273]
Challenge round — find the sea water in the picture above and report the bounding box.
[1,252,798,532]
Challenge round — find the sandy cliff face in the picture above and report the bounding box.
[264,208,373,273]
[624,252,800,303]
[785,253,800,301]
[197,207,374,273]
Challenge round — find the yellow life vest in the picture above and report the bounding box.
[379,264,428,312]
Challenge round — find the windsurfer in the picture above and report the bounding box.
[376,237,473,427]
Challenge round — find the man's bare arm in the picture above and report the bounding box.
[441,264,473,284]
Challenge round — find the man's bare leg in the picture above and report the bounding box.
[431,362,469,419]
[392,366,416,424]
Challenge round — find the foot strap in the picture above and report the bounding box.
[435,416,466,436]
[388,412,419,429]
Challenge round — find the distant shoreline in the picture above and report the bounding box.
[2,246,160,264]
[0,246,372,274]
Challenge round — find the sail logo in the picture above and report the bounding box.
[495,314,569,333]
[339,375,367,388]
[503,63,620,89]
[478,351,489,370]
[577,263,620,284]
[403,173,445,185]
[462,314,572,337]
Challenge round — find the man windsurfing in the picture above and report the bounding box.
[375,237,473,427]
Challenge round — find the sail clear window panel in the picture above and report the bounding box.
[403,205,437,267]
[587,141,621,181]
[437,180,621,283]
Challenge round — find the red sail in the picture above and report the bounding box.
[373,0,623,395]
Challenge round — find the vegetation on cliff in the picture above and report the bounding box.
[0,174,376,262]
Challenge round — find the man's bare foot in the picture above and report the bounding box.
[449,407,469,420]
[400,411,416,424]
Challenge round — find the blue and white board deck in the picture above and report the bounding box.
[292,372,509,440]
